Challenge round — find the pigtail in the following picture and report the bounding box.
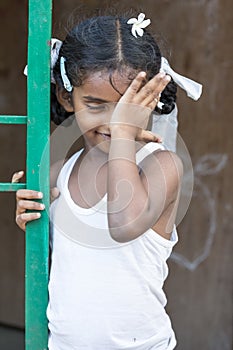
[156,79,177,115]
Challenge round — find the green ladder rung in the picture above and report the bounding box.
[0,115,27,124]
[0,183,26,191]
[0,115,27,193]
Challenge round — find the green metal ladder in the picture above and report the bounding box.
[0,0,52,349]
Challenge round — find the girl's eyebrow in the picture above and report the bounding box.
[83,96,109,103]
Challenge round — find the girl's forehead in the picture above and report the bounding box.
[77,70,134,99]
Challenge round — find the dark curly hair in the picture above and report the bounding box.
[52,14,177,125]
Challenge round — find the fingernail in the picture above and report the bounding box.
[165,75,171,82]
[40,204,45,210]
[36,213,41,218]
[159,72,166,78]
[38,192,43,198]
[139,71,146,78]
[18,171,24,175]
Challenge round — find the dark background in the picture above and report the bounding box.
[0,0,232,349]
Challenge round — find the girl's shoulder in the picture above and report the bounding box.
[139,148,183,204]
[141,148,183,181]
[50,158,68,188]
[137,142,183,176]
[50,150,83,188]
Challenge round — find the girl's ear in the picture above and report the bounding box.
[56,86,74,112]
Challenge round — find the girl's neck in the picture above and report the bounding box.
[82,143,109,162]
[68,145,108,209]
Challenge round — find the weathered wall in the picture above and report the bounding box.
[0,0,232,349]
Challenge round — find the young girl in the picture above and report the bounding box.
[13,12,202,350]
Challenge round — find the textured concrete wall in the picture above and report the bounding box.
[0,0,232,349]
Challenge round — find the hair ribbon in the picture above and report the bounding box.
[160,57,202,101]
[24,38,62,84]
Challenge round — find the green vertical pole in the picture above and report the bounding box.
[26,0,52,349]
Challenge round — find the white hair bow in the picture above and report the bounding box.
[160,57,202,101]
[24,38,62,84]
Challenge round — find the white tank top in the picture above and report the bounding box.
[47,143,178,350]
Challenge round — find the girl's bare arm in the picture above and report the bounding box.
[107,72,183,242]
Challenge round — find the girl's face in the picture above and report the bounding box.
[68,71,132,153]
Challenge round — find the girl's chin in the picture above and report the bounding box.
[97,142,111,154]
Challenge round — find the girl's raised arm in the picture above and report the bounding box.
[107,72,183,242]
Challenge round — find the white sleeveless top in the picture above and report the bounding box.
[47,143,178,350]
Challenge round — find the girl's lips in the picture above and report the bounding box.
[95,131,111,139]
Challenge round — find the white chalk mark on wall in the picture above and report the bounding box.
[170,153,228,271]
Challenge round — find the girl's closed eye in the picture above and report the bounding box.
[83,96,111,113]
[86,103,107,111]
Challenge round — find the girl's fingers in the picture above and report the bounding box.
[136,130,163,143]
[13,174,45,230]
[16,212,41,231]
[15,189,44,231]
[123,72,171,107]
[121,72,146,101]
[137,73,171,105]
[16,199,45,215]
[16,189,43,200]
[17,188,59,203]
[13,172,59,229]
[11,170,24,183]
